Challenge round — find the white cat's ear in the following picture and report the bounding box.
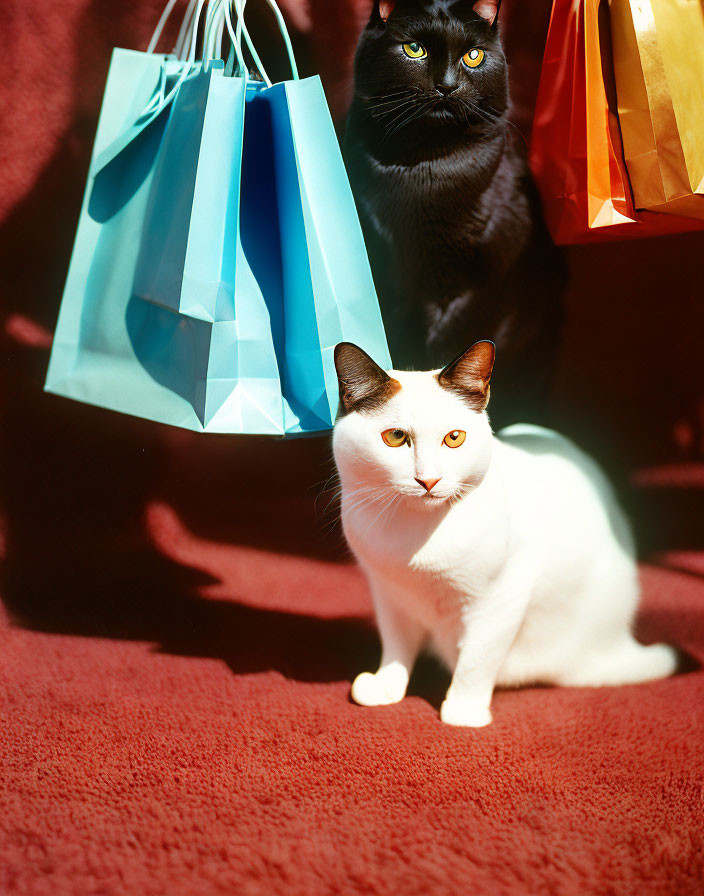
[472,0,502,27]
[438,341,495,411]
[334,343,399,414]
[373,1,397,24]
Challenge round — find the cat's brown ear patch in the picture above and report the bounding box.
[334,343,400,416]
[437,340,495,411]
[376,1,396,23]
[472,0,502,27]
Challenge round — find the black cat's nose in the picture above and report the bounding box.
[435,83,458,96]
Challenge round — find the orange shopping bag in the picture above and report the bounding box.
[530,0,703,243]
[530,0,635,243]
[610,0,704,220]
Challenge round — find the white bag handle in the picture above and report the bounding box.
[141,0,246,122]
[147,0,298,84]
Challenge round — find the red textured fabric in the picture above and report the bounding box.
[2,489,703,895]
[1,2,703,894]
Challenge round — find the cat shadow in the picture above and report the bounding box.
[0,283,360,690]
[0,470,380,687]
[0,460,459,700]
[406,655,451,709]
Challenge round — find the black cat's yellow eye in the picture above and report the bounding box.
[462,48,485,69]
[443,430,466,448]
[403,42,427,59]
[382,428,409,447]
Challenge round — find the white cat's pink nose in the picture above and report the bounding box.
[416,477,441,493]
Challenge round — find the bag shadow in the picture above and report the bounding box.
[88,108,170,224]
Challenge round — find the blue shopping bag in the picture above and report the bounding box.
[128,61,286,434]
[239,74,393,434]
[46,0,391,435]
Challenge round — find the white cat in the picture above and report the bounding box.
[332,341,677,727]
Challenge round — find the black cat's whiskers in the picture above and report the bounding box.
[351,87,423,123]
[352,88,415,110]
[359,86,420,103]
[380,101,425,139]
[365,96,418,135]
[461,100,493,122]
[382,108,423,142]
[451,97,506,135]
[371,96,419,116]
[346,99,416,129]
[371,100,419,127]
[331,76,356,101]
[381,95,436,142]
[480,102,528,147]
[367,88,507,142]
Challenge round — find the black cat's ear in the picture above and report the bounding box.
[471,0,502,28]
[372,1,397,24]
[334,343,399,415]
[437,341,495,411]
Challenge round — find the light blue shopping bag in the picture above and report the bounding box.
[46,0,391,436]
[236,74,393,434]
[128,61,286,434]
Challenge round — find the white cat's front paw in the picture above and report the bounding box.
[351,671,406,707]
[440,696,493,727]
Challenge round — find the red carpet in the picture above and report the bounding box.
[2,490,703,895]
[2,1,704,893]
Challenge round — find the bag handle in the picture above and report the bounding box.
[205,0,228,66]
[147,0,182,55]
[254,0,300,81]
[147,0,227,63]
[148,0,242,70]
[149,0,299,83]
[224,0,271,83]
[174,0,199,58]
[216,0,299,85]
[141,0,243,123]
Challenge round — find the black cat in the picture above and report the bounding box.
[344,0,566,427]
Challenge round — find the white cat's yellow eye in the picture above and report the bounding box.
[462,48,485,69]
[403,42,427,59]
[382,428,408,447]
[443,430,466,448]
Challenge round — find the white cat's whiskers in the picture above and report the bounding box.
[318,484,377,542]
[312,471,340,513]
[342,485,389,518]
[356,492,402,545]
